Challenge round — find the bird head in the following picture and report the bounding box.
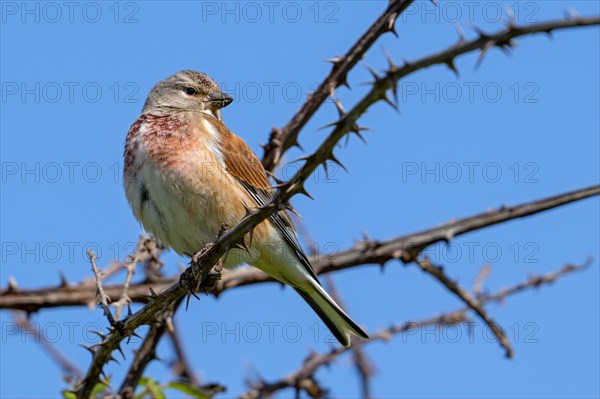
[142,70,233,120]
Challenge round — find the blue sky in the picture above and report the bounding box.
[1,1,599,398]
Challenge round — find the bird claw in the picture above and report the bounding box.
[180,252,223,310]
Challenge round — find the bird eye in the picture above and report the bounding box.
[184,87,197,95]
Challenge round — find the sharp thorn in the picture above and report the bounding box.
[332,98,346,117]
[7,277,20,293]
[320,119,344,130]
[185,292,192,311]
[474,41,494,70]
[385,12,398,37]
[90,330,106,340]
[389,82,399,106]
[286,203,302,218]
[80,344,96,355]
[339,74,350,89]
[116,345,125,360]
[233,240,251,254]
[503,6,516,27]
[148,287,157,297]
[381,46,396,70]
[241,202,254,217]
[328,153,348,172]
[382,93,399,111]
[266,171,284,185]
[322,159,330,178]
[292,155,311,163]
[297,186,315,200]
[469,22,485,36]
[324,56,343,67]
[190,289,201,301]
[59,272,70,288]
[563,8,580,20]
[363,63,381,81]
[453,23,466,42]
[446,59,460,77]
[351,129,367,144]
[291,139,304,151]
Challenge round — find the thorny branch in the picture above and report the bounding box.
[260,0,415,172]
[415,257,513,358]
[74,236,229,398]
[261,14,600,171]
[117,322,167,399]
[3,184,596,312]
[0,11,596,398]
[117,301,179,398]
[76,181,599,397]
[2,185,598,311]
[241,262,590,399]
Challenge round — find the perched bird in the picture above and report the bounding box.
[124,70,368,346]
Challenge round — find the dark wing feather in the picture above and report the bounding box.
[208,116,319,282]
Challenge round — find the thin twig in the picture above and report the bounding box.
[88,250,116,327]
[472,265,491,296]
[415,257,512,358]
[112,239,148,321]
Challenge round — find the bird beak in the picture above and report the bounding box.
[206,91,232,121]
[208,91,233,109]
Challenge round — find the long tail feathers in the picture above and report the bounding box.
[294,284,369,347]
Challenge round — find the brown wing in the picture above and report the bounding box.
[207,116,319,281]
[220,125,272,191]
